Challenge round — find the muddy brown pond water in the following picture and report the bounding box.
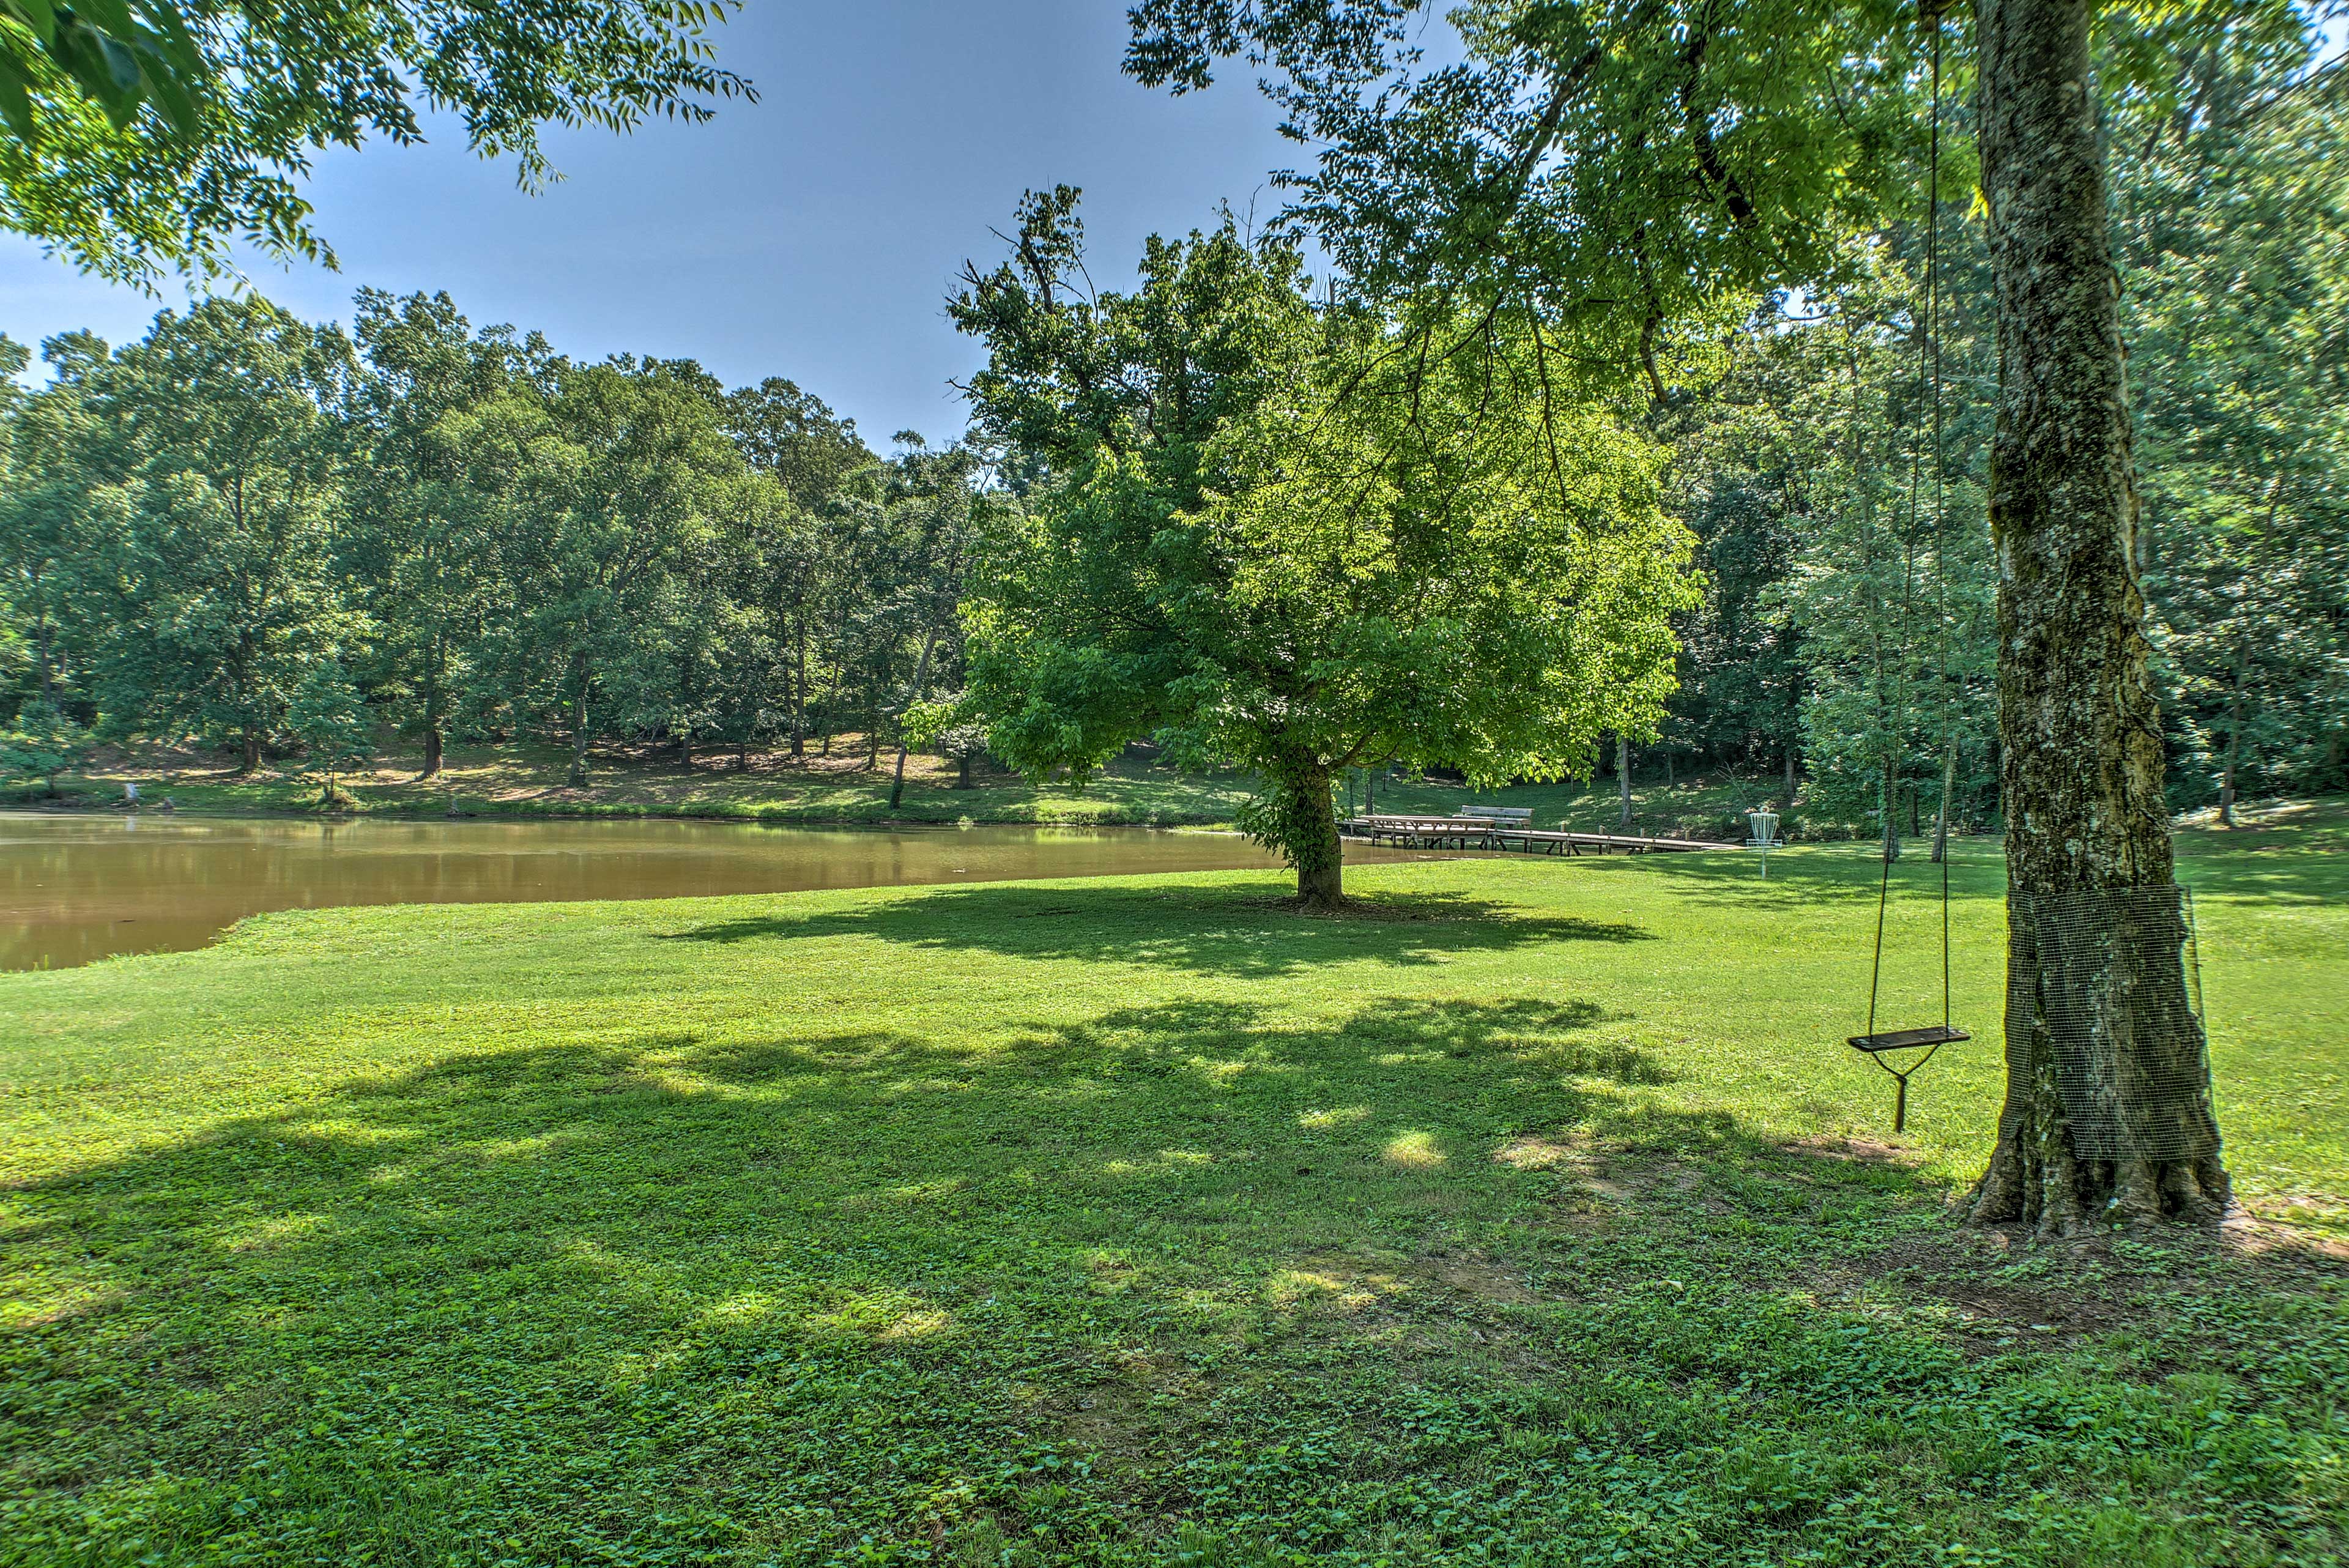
[0,812,1420,971]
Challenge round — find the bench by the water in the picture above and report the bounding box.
[1342,812,1722,856]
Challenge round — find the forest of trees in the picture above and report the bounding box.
[0,289,993,792]
[2,20,2342,831]
[1631,25,2347,830]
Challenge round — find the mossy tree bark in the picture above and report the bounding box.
[1293,771,1344,909]
[1253,754,1344,909]
[1967,0,2229,1233]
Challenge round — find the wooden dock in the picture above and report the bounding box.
[1341,814,1726,856]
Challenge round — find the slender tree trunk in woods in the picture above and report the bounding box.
[1616,736,1632,827]
[1784,746,1797,803]
[1968,0,2228,1233]
[738,741,750,772]
[889,622,945,811]
[678,732,694,769]
[34,611,54,700]
[1933,748,1956,863]
[957,752,973,790]
[568,661,592,787]
[417,641,447,781]
[2218,643,2247,827]
[791,624,808,759]
[239,730,263,775]
[1881,762,1902,863]
[1664,748,1674,787]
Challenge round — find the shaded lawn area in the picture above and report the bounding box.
[1,809,2345,1566]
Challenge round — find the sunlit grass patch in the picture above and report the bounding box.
[0,809,2342,1564]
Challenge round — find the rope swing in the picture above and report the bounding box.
[1849,4,1968,1132]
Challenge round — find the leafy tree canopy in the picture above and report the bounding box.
[951,190,1697,902]
[1122,0,2307,396]
[0,0,751,281]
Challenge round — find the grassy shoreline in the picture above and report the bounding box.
[2,803,2343,1564]
[15,738,1867,838]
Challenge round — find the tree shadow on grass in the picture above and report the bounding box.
[1647,831,2348,913]
[653,882,1654,976]
[10,992,2344,1564]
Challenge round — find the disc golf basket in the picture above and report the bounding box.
[1745,807,1782,879]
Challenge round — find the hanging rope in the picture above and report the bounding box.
[1927,13,1954,1034]
[1860,5,1957,1050]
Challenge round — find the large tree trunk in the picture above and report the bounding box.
[237,730,263,776]
[1267,760,1343,909]
[1615,735,1632,827]
[1967,0,2228,1234]
[1296,790,1343,907]
[419,721,444,782]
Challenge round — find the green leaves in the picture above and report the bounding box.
[0,0,207,142]
[1,0,752,281]
[954,195,1698,883]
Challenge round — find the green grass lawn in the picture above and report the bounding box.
[2,803,2343,1565]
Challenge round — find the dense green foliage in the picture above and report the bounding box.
[2,813,2343,1562]
[1119,2,2348,819]
[0,0,751,281]
[950,192,1696,896]
[4,6,2342,834]
[0,294,995,791]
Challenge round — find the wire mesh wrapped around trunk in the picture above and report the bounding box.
[2002,884,2222,1164]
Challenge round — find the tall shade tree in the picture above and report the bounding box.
[0,330,84,719]
[0,0,751,281]
[878,437,993,811]
[1123,0,2313,1225]
[344,289,554,778]
[2118,59,2349,816]
[62,298,360,770]
[724,378,877,758]
[951,193,1695,905]
[464,356,753,786]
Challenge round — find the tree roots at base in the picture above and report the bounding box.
[1967,1131,2233,1239]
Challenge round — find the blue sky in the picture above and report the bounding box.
[0,2,1358,444]
[10,6,2332,443]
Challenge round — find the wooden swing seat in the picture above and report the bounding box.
[1847,1025,1969,1053]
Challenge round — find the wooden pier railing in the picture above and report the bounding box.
[1341,814,1726,856]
